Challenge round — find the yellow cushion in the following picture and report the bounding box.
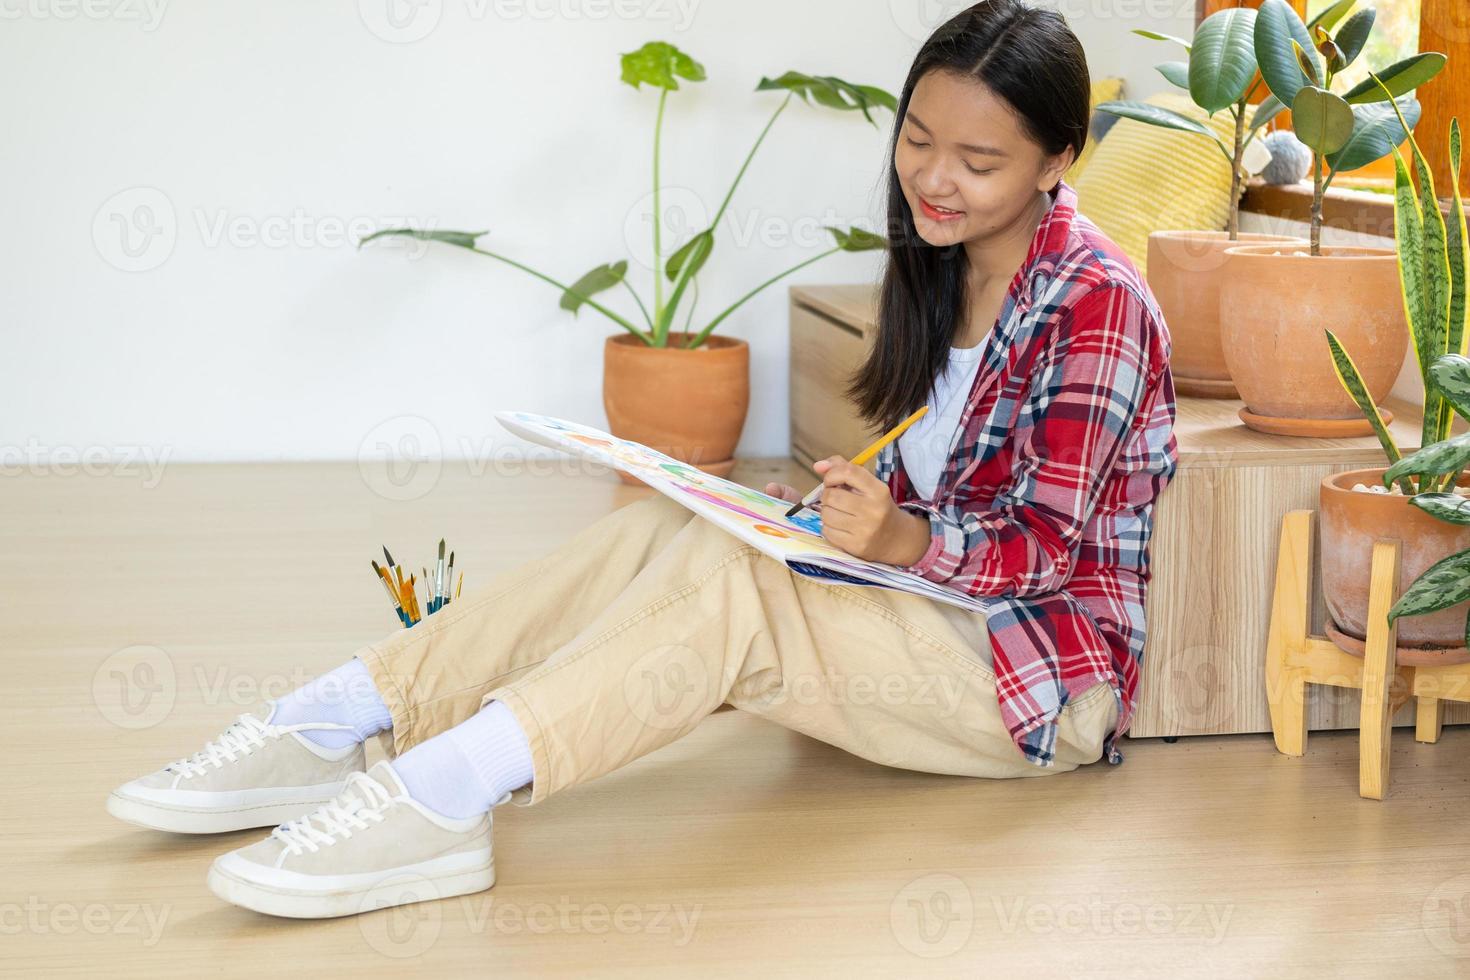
[1065,76,1125,183]
[1073,91,1238,276]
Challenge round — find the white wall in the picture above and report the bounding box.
[1,0,1181,464]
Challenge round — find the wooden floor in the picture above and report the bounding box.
[6,457,1470,978]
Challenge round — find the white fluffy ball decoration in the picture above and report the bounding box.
[1260,130,1312,185]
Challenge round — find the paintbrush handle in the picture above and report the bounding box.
[786,406,929,516]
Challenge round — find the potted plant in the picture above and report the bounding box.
[1098,7,1301,398]
[1318,105,1469,663]
[1219,0,1445,436]
[360,41,892,481]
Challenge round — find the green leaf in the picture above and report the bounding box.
[827,225,888,252]
[1410,491,1470,526]
[620,41,706,91]
[1326,330,1402,466]
[1383,431,1470,487]
[1325,97,1421,174]
[1255,0,1319,108]
[1430,354,1470,421]
[1387,135,1451,454]
[1095,100,1215,138]
[1390,549,1470,622]
[1132,28,1192,52]
[1190,8,1259,113]
[1335,7,1376,68]
[1448,120,1468,360]
[1390,137,1428,365]
[655,241,707,340]
[559,260,628,314]
[1343,53,1449,104]
[1376,84,1453,453]
[1293,85,1354,155]
[664,229,713,282]
[1306,0,1357,32]
[1249,94,1287,133]
[755,72,897,126]
[1416,122,1452,372]
[1156,61,1190,90]
[357,227,487,250]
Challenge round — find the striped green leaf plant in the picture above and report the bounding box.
[1327,77,1470,643]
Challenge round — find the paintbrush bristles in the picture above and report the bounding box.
[371,559,407,625]
[373,539,459,624]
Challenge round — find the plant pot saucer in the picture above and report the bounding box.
[1175,376,1240,399]
[1238,406,1393,437]
[1324,620,1470,667]
[615,457,737,487]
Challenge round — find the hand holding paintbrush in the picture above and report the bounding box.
[764,406,934,566]
[772,406,928,518]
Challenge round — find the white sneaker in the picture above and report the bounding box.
[107,712,365,834]
[207,760,511,919]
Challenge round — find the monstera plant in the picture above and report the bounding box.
[360,41,892,350]
[358,41,895,481]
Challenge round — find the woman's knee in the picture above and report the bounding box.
[1052,682,1118,765]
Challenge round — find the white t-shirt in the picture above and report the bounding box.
[897,342,984,501]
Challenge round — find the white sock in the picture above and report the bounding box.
[267,657,394,749]
[390,699,535,819]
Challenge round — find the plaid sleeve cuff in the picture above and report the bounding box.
[895,501,951,577]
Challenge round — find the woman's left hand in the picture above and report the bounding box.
[811,456,932,566]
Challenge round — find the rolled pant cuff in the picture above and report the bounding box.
[353,643,419,760]
[479,685,549,808]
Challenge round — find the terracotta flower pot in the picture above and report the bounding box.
[603,331,750,487]
[1319,466,1470,665]
[1218,245,1408,437]
[1146,230,1303,399]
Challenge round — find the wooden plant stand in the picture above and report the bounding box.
[1266,510,1470,799]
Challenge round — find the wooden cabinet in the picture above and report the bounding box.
[789,283,885,468]
[788,283,1467,738]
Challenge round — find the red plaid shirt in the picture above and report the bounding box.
[873,181,1178,768]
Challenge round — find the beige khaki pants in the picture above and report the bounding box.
[356,492,1117,807]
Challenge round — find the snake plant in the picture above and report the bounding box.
[1326,90,1470,643]
[359,41,893,349]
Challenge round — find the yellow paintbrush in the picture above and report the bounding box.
[784,406,928,518]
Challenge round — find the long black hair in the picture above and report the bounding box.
[845,0,1091,433]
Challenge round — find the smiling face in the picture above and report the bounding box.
[894,69,1074,249]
